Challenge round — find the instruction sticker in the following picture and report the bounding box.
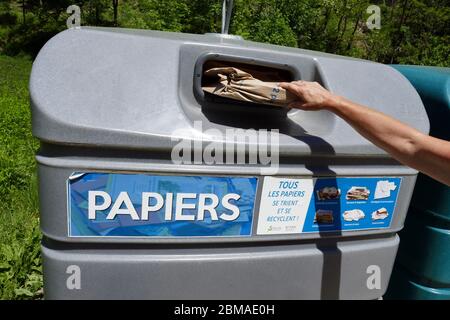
[257,177,315,235]
[257,176,401,235]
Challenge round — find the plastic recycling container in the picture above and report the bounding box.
[385,66,450,300]
[30,28,429,300]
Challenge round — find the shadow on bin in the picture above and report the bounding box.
[290,121,342,300]
[203,108,343,299]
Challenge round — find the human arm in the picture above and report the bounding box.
[279,81,450,186]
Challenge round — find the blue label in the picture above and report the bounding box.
[68,173,257,237]
[302,177,401,233]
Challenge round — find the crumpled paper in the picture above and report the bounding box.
[202,67,296,107]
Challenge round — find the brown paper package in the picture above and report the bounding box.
[202,67,297,107]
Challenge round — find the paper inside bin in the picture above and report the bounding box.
[202,67,297,107]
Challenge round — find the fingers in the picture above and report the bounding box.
[279,82,304,96]
[280,81,315,109]
[278,82,294,90]
[279,81,309,96]
[292,80,307,86]
[279,80,307,89]
[279,83,299,97]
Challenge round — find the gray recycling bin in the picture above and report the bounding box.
[30,27,429,300]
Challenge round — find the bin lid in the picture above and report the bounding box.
[30,27,429,157]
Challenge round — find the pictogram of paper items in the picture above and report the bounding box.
[374,180,397,199]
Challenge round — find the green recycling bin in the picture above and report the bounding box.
[386,65,450,300]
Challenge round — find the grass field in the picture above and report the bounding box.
[0,54,43,299]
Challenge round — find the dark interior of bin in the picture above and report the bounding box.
[198,59,296,120]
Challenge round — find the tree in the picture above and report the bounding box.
[112,0,118,26]
[0,0,448,66]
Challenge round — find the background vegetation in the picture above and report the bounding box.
[0,0,449,65]
[0,0,448,299]
[0,55,41,299]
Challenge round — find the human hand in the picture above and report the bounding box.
[279,80,339,110]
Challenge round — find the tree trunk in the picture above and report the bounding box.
[95,2,100,24]
[112,0,119,26]
[390,0,410,63]
[330,0,347,52]
[389,0,397,21]
[22,0,25,24]
[336,0,348,33]
[309,6,330,48]
[340,15,348,40]
[333,15,348,53]
[336,12,345,35]
[318,7,331,34]
[346,12,362,51]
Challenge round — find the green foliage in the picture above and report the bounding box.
[0,0,69,56]
[0,0,448,65]
[0,55,42,300]
[0,216,42,300]
[119,0,189,31]
[232,0,298,47]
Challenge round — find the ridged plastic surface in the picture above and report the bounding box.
[386,65,450,299]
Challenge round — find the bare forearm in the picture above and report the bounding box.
[280,80,450,186]
[326,97,450,186]
[327,97,424,160]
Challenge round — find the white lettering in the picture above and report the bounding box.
[106,191,140,220]
[197,194,219,221]
[175,193,197,221]
[88,191,111,219]
[165,192,173,220]
[141,192,164,220]
[220,193,241,221]
[87,191,243,222]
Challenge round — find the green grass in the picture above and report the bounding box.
[0,54,42,299]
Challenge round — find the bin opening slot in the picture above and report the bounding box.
[189,53,335,135]
[200,60,296,108]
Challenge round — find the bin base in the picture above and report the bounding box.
[43,235,398,300]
